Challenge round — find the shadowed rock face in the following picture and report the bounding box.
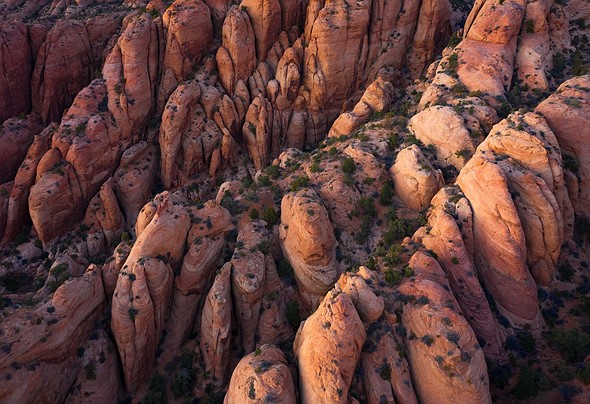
[217,6,257,95]
[27,12,160,246]
[31,20,94,124]
[0,22,33,122]
[0,114,42,185]
[166,200,233,348]
[1,123,53,243]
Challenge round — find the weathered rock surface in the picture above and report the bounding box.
[0,267,106,368]
[200,263,233,391]
[29,149,84,245]
[231,222,270,353]
[336,267,384,324]
[414,187,504,357]
[328,77,394,138]
[408,106,477,170]
[458,0,527,101]
[0,22,33,122]
[457,155,541,327]
[398,251,491,404]
[294,290,365,403]
[31,20,94,124]
[113,141,158,231]
[83,178,125,256]
[1,124,54,243]
[302,0,370,141]
[279,189,338,308]
[224,344,296,404]
[240,0,282,60]
[217,6,257,94]
[159,0,213,103]
[111,196,190,391]
[390,144,445,211]
[0,114,42,184]
[166,200,232,347]
[29,12,160,245]
[478,111,573,240]
[64,330,122,404]
[362,321,419,404]
[407,0,451,78]
[536,76,590,218]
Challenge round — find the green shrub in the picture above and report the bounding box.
[571,50,588,76]
[266,165,280,179]
[563,154,579,174]
[577,362,590,385]
[387,134,399,150]
[286,301,300,331]
[447,53,459,72]
[141,372,166,404]
[380,183,393,206]
[290,176,309,191]
[512,367,538,399]
[261,207,279,228]
[172,368,193,398]
[385,269,402,285]
[84,362,96,380]
[128,308,138,322]
[557,262,575,282]
[516,331,536,354]
[379,361,392,380]
[258,175,271,187]
[421,335,435,346]
[383,211,415,243]
[341,158,356,174]
[551,52,567,78]
[546,329,590,363]
[448,31,461,48]
[512,366,554,400]
[249,208,260,220]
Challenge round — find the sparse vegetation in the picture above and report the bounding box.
[141,372,166,404]
[290,175,310,192]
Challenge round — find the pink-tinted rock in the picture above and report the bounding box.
[0,22,33,122]
[279,189,338,308]
[31,20,94,124]
[294,289,366,403]
[224,344,296,403]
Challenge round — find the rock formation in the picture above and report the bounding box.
[279,189,338,308]
[294,289,366,403]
